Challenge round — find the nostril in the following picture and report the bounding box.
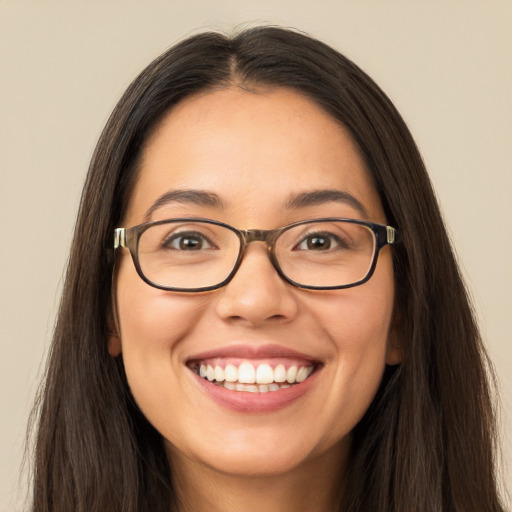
[214,257,299,326]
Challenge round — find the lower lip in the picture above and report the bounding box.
[191,370,319,413]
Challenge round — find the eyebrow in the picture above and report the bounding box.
[144,187,369,222]
[285,189,369,218]
[144,189,225,222]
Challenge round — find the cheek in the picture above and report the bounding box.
[321,293,392,389]
[114,259,207,410]
[314,272,394,356]
[115,256,207,345]
[309,269,395,431]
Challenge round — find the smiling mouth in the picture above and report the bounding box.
[188,360,317,393]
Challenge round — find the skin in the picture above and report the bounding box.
[110,87,400,512]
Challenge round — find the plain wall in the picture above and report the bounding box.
[1,1,511,509]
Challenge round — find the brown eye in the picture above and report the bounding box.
[295,232,344,251]
[164,232,214,251]
[306,235,331,250]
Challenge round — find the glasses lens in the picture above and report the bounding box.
[275,221,376,288]
[137,221,240,289]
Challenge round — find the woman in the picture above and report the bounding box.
[31,27,506,511]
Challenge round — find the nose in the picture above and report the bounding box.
[214,243,299,327]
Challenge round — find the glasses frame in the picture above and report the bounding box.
[114,217,398,292]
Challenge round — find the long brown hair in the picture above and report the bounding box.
[30,27,506,511]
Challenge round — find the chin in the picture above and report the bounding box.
[164,423,347,481]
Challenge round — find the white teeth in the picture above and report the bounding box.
[286,366,297,383]
[206,364,215,382]
[274,364,287,382]
[196,361,315,390]
[256,363,274,384]
[218,381,298,392]
[224,364,238,382]
[238,362,256,384]
[214,365,225,382]
[296,366,309,382]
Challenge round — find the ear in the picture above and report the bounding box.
[108,331,122,357]
[106,308,122,356]
[385,335,402,365]
[106,290,122,357]
[385,308,403,366]
[108,261,122,357]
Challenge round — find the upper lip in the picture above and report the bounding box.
[186,343,319,364]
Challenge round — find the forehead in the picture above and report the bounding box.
[124,87,385,226]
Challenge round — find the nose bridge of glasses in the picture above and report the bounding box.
[240,228,278,249]
[234,229,281,281]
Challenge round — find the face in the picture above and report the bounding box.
[112,87,399,480]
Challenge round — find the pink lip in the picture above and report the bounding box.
[186,343,321,413]
[186,343,317,363]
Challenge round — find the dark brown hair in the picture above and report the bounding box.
[30,26,506,511]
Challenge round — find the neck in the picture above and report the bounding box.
[168,442,348,512]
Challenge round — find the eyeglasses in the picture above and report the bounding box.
[113,218,398,292]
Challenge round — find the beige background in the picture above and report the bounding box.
[1,1,511,509]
